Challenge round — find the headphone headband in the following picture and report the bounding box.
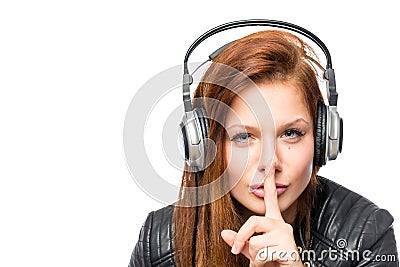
[184,19,332,71]
[182,19,338,109]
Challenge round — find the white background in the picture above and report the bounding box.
[1,1,399,266]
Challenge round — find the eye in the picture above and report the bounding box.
[230,132,253,143]
[282,129,305,139]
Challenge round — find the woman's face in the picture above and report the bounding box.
[224,81,314,222]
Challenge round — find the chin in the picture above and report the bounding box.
[249,198,266,215]
[277,195,293,210]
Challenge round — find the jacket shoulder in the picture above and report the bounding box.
[309,176,397,265]
[129,205,175,267]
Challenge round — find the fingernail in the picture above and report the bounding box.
[231,244,238,254]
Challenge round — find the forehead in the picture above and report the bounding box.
[225,81,311,126]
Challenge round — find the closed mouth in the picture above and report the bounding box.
[249,182,288,191]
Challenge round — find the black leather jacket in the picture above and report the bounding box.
[129,177,398,266]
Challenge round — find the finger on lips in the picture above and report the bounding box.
[222,164,287,263]
[229,163,285,256]
[264,163,283,220]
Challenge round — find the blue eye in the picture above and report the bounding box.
[283,129,304,139]
[231,133,251,143]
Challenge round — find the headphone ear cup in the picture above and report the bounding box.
[314,101,327,167]
[178,108,209,170]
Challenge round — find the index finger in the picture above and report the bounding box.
[264,163,283,220]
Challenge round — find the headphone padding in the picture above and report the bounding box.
[194,108,209,140]
[194,108,209,170]
[314,101,327,166]
[179,122,190,161]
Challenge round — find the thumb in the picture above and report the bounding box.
[221,230,250,259]
[221,229,236,247]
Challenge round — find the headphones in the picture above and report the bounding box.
[179,19,343,171]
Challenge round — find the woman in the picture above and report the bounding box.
[129,27,398,266]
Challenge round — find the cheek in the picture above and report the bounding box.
[224,142,258,187]
[224,141,230,168]
[224,142,238,187]
[283,139,314,180]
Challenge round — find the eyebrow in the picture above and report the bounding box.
[225,124,260,132]
[279,117,311,129]
[225,118,311,132]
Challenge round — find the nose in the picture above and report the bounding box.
[258,139,281,176]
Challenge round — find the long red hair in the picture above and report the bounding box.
[173,30,323,266]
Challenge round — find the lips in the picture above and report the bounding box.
[249,183,288,198]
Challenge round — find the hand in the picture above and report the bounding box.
[221,163,303,267]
